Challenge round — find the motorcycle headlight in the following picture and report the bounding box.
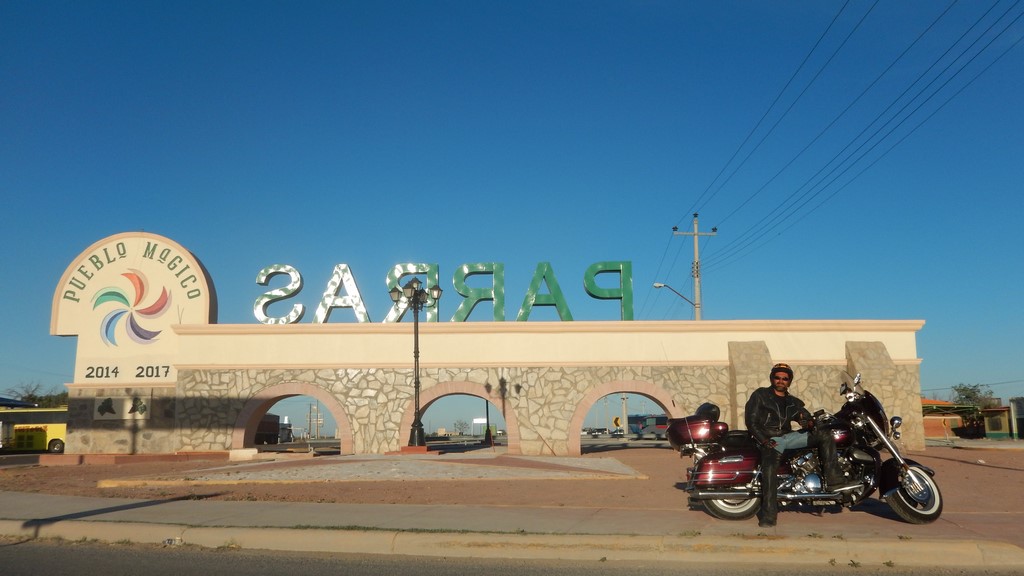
[890,416,902,430]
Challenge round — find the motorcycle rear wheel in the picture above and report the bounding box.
[703,496,760,520]
[885,465,943,524]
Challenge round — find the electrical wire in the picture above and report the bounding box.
[702,0,987,270]
[637,229,681,319]
[677,0,855,227]
[656,2,1022,315]
[699,1,1023,274]
[652,2,857,318]
[788,10,1024,230]
[710,0,959,240]
[921,378,1024,393]
[695,0,880,222]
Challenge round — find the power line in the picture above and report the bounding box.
[680,0,856,224]
[703,1,976,269]
[702,0,881,225]
[922,378,1024,393]
[784,1,1024,230]
[659,2,1023,306]
[655,3,859,317]
[700,0,959,270]
[700,1,1024,273]
[638,229,683,319]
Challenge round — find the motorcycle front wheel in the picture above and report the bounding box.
[885,465,943,524]
[703,496,760,520]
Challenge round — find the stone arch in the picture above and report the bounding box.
[231,381,354,454]
[400,381,524,455]
[566,379,682,456]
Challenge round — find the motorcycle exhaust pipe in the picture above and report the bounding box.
[779,491,844,500]
[688,490,844,501]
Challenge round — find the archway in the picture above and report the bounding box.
[231,381,354,454]
[402,381,524,455]
[567,380,681,456]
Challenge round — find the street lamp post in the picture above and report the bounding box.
[483,376,514,446]
[653,282,699,319]
[483,398,491,445]
[389,277,443,447]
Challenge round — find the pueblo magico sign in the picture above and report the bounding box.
[53,232,633,385]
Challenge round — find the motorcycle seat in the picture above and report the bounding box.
[721,430,756,449]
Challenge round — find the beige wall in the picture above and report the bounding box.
[64,319,924,456]
[173,319,922,369]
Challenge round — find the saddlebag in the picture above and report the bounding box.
[688,447,760,487]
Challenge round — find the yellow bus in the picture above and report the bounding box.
[0,407,67,453]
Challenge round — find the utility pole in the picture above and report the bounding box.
[673,213,717,320]
[307,403,322,439]
[620,393,628,434]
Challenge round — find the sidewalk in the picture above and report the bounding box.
[925,437,1024,449]
[2,444,1024,568]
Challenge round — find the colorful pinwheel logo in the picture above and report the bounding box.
[92,270,172,346]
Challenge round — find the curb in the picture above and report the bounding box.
[4,519,1024,568]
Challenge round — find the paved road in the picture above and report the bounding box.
[2,439,1023,570]
[3,536,1015,576]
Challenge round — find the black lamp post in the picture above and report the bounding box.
[389,277,442,447]
[483,377,512,446]
[483,398,491,445]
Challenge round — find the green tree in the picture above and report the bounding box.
[950,383,998,408]
[3,382,68,408]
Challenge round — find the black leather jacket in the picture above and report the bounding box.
[744,386,813,445]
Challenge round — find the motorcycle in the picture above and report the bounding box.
[668,373,943,524]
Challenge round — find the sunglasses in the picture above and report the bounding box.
[772,376,791,382]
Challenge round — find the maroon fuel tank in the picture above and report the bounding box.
[828,422,856,448]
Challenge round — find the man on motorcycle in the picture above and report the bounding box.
[745,363,860,527]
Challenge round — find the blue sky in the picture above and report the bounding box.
[2,1,1022,434]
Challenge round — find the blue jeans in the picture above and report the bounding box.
[771,430,811,453]
[759,428,843,523]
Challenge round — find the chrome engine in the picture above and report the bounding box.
[781,450,826,494]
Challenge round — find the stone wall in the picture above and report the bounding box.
[848,341,924,450]
[65,386,177,454]
[173,364,734,456]
[64,340,923,456]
